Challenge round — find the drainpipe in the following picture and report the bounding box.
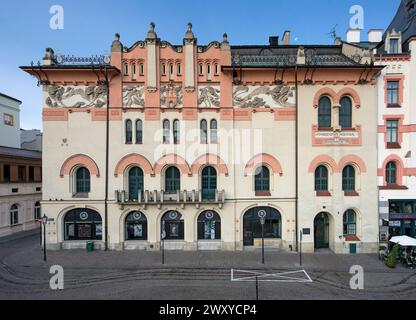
[295,64,299,252]
[104,64,110,251]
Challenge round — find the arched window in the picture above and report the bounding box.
[315,165,328,191]
[173,119,180,144]
[139,63,144,76]
[210,119,217,144]
[177,63,181,75]
[198,211,221,240]
[125,211,147,240]
[128,167,144,201]
[386,161,397,185]
[200,119,208,144]
[64,208,102,240]
[161,63,166,76]
[255,166,270,192]
[318,97,332,128]
[125,119,132,144]
[10,204,18,226]
[76,167,90,194]
[243,207,282,245]
[340,96,352,128]
[343,209,356,235]
[123,63,129,75]
[34,201,41,220]
[165,166,180,193]
[135,119,143,144]
[342,165,355,191]
[132,64,136,80]
[163,119,170,144]
[201,166,217,200]
[161,211,184,240]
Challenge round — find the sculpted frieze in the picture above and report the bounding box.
[233,85,296,108]
[45,85,107,108]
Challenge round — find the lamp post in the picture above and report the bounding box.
[258,210,266,265]
[42,214,48,262]
[161,227,166,265]
[299,230,303,266]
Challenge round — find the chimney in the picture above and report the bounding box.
[269,36,279,46]
[346,29,361,43]
[368,29,383,43]
[282,31,291,45]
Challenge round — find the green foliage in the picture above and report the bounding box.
[385,243,400,268]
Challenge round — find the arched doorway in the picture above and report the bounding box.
[314,212,330,249]
[243,206,281,246]
[197,210,221,240]
[64,208,102,241]
[201,166,217,201]
[161,211,184,240]
[125,211,147,240]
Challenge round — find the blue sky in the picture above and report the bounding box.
[0,0,400,130]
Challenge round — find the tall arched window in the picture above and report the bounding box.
[76,167,90,193]
[165,166,180,193]
[173,119,180,144]
[386,161,397,185]
[125,211,147,240]
[161,211,184,240]
[128,167,144,201]
[34,201,41,220]
[163,119,170,144]
[10,204,18,226]
[343,210,356,235]
[198,211,221,240]
[315,165,328,191]
[201,166,217,200]
[342,165,355,191]
[200,119,208,144]
[318,97,332,128]
[340,96,352,128]
[135,119,143,144]
[210,119,218,144]
[255,166,270,192]
[125,119,133,144]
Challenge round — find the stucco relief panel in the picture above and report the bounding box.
[233,85,295,108]
[45,85,107,108]
[198,86,220,108]
[123,85,145,108]
[160,83,183,108]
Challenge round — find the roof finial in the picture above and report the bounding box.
[147,22,157,39]
[115,33,120,41]
[223,33,229,43]
[184,22,195,39]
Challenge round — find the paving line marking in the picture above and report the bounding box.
[231,269,313,283]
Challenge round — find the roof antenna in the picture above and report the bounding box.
[328,24,338,41]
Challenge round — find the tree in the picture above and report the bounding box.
[385,243,400,268]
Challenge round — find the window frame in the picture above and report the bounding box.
[386,161,397,185]
[173,119,180,145]
[387,80,400,106]
[125,119,133,144]
[210,119,218,144]
[163,119,170,144]
[165,166,181,194]
[200,119,208,144]
[339,96,352,128]
[343,210,357,236]
[317,97,332,129]
[3,113,14,126]
[10,204,19,226]
[342,165,356,191]
[135,119,143,144]
[315,165,329,192]
[254,166,270,193]
[75,167,91,194]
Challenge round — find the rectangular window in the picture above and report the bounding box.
[387,81,399,106]
[177,63,181,75]
[389,39,399,54]
[161,63,166,76]
[18,166,26,182]
[3,164,10,182]
[29,166,35,182]
[198,64,203,76]
[386,120,399,143]
[139,63,144,76]
[214,64,219,75]
[10,211,18,225]
[3,113,14,126]
[124,64,129,76]
[132,64,136,80]
[169,64,174,81]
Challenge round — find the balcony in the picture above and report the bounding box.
[115,189,226,209]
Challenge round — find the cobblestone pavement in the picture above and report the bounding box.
[0,230,415,300]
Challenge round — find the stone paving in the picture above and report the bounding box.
[0,230,415,300]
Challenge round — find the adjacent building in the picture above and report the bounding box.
[0,93,42,237]
[21,23,382,253]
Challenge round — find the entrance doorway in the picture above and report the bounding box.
[314,212,330,249]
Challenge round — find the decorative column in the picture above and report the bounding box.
[146,22,158,92]
[184,23,196,92]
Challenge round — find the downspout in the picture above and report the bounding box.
[295,64,299,252]
[104,64,110,251]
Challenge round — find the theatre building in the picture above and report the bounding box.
[21,23,381,253]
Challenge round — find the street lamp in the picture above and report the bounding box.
[299,230,303,266]
[42,214,48,262]
[258,210,266,265]
[161,225,166,265]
